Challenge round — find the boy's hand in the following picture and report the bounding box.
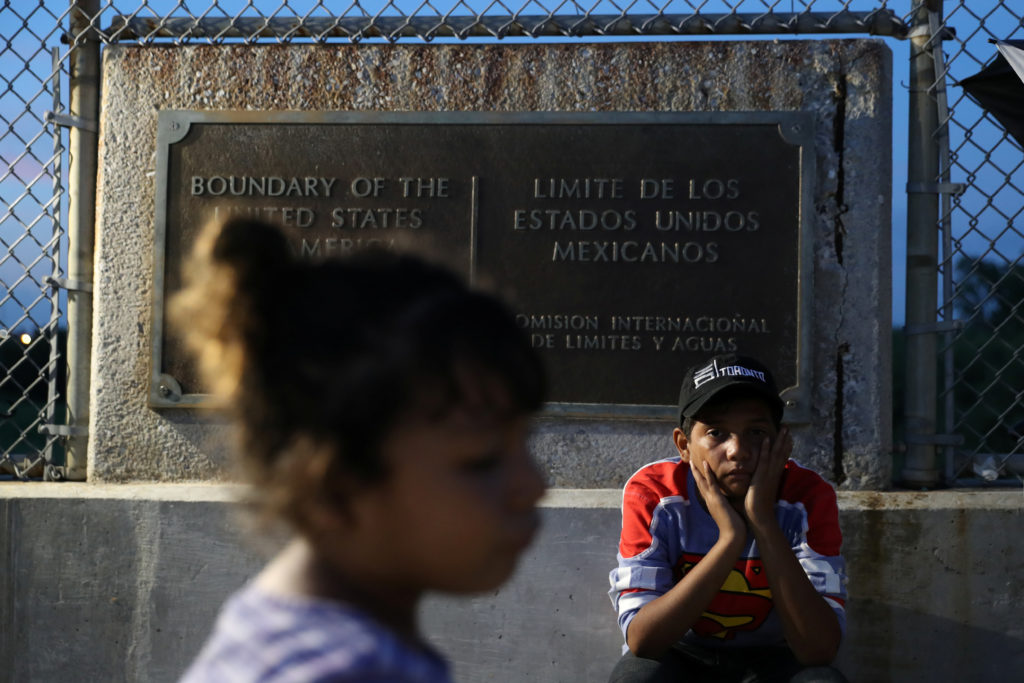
[693,460,746,541]
[744,426,792,527]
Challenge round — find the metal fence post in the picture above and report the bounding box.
[902,0,943,489]
[927,8,957,486]
[64,0,100,481]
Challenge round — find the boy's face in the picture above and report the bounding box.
[673,397,779,501]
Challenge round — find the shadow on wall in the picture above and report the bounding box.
[838,599,1024,681]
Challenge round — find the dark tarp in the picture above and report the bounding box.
[957,39,1024,149]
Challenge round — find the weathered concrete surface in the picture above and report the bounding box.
[2,486,1020,683]
[93,41,891,488]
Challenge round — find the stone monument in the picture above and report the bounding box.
[93,41,891,489]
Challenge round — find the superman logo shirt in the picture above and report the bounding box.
[608,458,847,650]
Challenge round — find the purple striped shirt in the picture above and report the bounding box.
[180,583,451,683]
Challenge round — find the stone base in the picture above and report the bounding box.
[2,485,1020,682]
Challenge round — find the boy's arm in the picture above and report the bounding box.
[747,520,842,664]
[625,461,745,659]
[745,432,843,665]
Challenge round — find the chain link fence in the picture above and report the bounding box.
[2,1,1020,486]
[1,0,69,480]
[932,2,1024,485]
[36,1,912,43]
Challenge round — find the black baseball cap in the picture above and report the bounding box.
[678,354,784,425]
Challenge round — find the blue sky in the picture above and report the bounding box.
[2,1,1021,333]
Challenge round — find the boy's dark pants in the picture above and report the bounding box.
[609,643,849,683]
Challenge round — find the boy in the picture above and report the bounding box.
[608,354,848,683]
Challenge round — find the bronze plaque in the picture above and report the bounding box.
[152,111,814,420]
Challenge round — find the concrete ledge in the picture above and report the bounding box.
[2,485,1021,682]
[2,482,1019,509]
[0,482,246,501]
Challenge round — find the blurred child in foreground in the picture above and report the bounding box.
[176,218,546,682]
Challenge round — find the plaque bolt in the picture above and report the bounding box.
[169,121,180,131]
[159,384,172,397]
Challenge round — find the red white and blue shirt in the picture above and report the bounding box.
[609,457,847,651]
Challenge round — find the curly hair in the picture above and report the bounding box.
[170,217,546,532]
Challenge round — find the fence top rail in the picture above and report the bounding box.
[97,10,909,43]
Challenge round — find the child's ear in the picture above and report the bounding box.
[672,427,691,463]
[280,437,364,532]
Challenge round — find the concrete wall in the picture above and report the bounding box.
[1,486,1020,682]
